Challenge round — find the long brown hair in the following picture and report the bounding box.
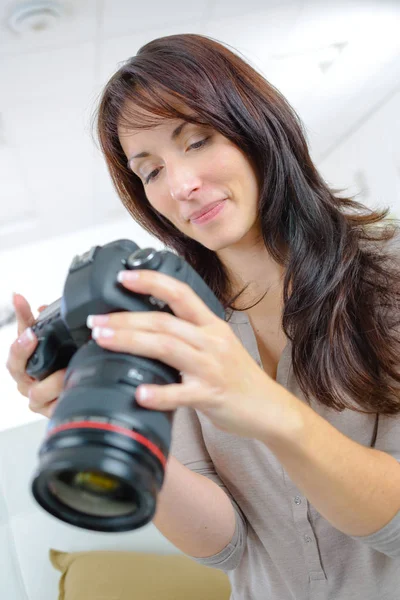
[95,33,400,416]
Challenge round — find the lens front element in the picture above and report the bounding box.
[48,470,139,517]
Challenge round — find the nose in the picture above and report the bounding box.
[167,162,202,202]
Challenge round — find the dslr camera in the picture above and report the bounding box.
[26,239,224,533]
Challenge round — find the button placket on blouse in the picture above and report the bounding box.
[282,470,327,583]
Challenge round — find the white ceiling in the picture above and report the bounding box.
[1,0,399,252]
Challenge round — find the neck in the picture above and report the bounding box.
[218,240,286,316]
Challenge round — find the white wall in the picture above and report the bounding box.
[317,89,400,217]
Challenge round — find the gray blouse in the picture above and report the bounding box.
[170,309,400,600]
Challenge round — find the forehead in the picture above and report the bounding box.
[117,99,206,160]
[118,114,181,141]
[117,89,197,137]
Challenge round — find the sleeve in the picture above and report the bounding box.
[350,510,400,559]
[373,413,400,463]
[169,405,248,571]
[352,237,400,559]
[350,413,400,558]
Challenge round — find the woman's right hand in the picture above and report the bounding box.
[6,293,66,418]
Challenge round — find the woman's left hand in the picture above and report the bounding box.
[87,269,290,441]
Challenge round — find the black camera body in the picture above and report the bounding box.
[28,239,224,533]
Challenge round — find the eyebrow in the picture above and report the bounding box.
[127,121,190,169]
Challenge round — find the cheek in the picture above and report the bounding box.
[207,145,254,190]
[145,188,171,217]
[207,146,238,181]
[146,190,185,230]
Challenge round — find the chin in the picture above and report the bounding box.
[201,231,244,253]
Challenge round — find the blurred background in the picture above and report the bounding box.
[1,0,400,430]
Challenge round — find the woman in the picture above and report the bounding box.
[7,34,400,599]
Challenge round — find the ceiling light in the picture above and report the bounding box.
[6,1,65,34]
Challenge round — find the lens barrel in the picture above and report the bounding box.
[31,342,176,532]
[31,421,166,532]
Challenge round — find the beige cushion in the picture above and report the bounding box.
[50,548,231,600]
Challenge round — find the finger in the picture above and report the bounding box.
[135,383,192,411]
[28,369,66,414]
[87,311,209,352]
[29,396,58,419]
[117,270,219,327]
[6,330,38,388]
[37,304,48,313]
[12,293,36,337]
[135,380,213,412]
[92,328,210,377]
[41,400,58,419]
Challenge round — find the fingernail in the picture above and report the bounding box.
[117,270,140,283]
[18,328,35,346]
[86,314,109,328]
[137,387,152,403]
[92,327,114,339]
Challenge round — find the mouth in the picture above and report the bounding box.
[189,199,227,225]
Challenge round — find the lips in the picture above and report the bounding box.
[188,199,226,221]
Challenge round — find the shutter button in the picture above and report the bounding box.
[125,248,161,271]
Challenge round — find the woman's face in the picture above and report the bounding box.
[118,116,261,253]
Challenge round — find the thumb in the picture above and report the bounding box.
[12,293,36,337]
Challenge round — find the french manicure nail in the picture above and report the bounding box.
[86,314,109,328]
[92,327,115,339]
[117,270,140,283]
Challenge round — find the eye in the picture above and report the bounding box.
[187,136,210,151]
[144,168,161,185]
[143,136,211,185]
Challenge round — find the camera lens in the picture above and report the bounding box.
[31,343,176,532]
[48,470,139,517]
[31,436,161,532]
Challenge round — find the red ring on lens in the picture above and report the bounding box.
[47,421,166,467]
